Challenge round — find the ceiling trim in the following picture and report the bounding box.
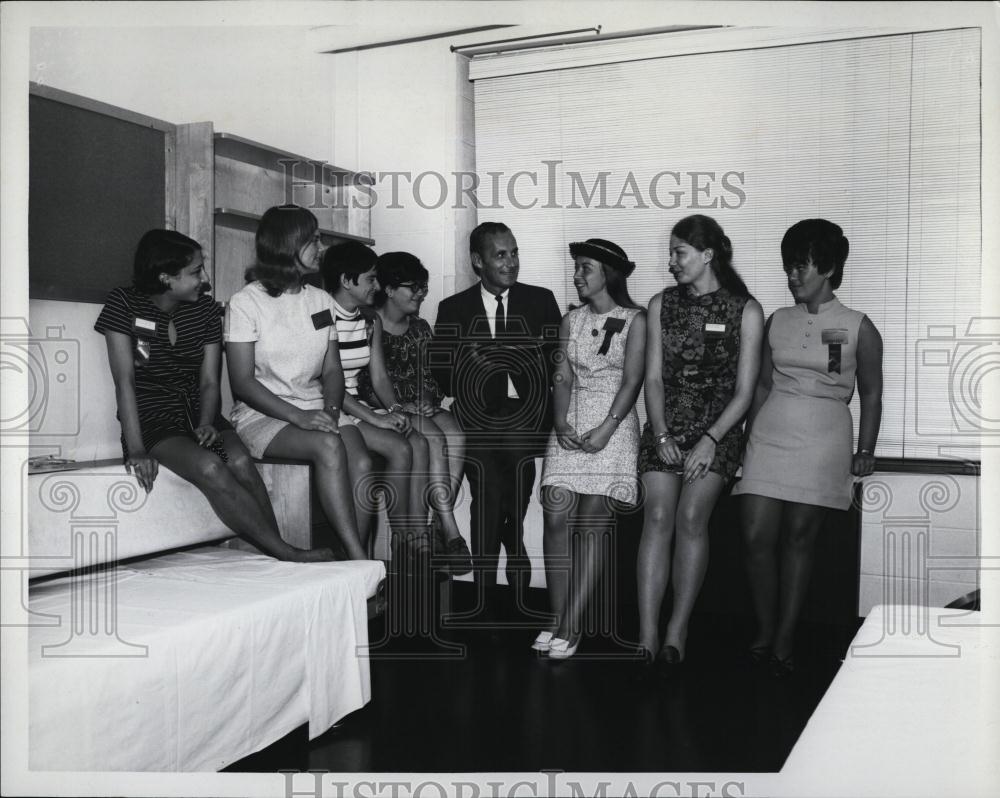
[320,25,512,54]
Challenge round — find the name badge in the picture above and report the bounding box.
[704,322,726,337]
[134,338,151,366]
[134,317,156,334]
[312,309,333,330]
[822,329,847,374]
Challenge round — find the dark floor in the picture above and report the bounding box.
[227,579,857,775]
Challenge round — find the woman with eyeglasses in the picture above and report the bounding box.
[358,251,473,575]
[96,228,335,561]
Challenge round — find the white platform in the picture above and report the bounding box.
[781,604,999,797]
[29,547,384,771]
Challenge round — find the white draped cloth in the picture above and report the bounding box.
[29,547,384,771]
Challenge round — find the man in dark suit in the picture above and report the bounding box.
[432,222,562,624]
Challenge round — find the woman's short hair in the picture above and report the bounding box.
[249,204,318,297]
[781,219,850,289]
[320,240,378,294]
[671,214,750,298]
[132,229,202,295]
[373,251,429,307]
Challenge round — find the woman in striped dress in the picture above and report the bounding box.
[96,228,334,562]
[321,241,433,558]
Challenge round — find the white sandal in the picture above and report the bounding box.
[531,631,554,652]
[548,636,580,660]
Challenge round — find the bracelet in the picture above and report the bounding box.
[703,431,719,445]
[387,403,403,413]
[858,448,873,455]
[607,411,622,424]
[654,431,671,444]
[325,404,339,414]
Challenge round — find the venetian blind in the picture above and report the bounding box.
[472,28,981,460]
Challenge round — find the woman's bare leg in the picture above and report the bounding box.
[151,435,335,561]
[264,427,367,560]
[636,471,682,656]
[664,472,726,660]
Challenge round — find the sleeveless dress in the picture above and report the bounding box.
[637,284,748,480]
[540,304,642,505]
[732,297,865,510]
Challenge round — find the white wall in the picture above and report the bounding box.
[30,26,337,162]
[859,472,979,615]
[332,41,478,327]
[24,300,120,462]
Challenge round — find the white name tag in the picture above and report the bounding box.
[135,317,156,332]
[704,323,726,334]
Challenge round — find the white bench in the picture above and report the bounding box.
[26,459,385,771]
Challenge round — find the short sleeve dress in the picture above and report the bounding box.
[94,286,230,461]
[731,297,865,510]
[637,284,749,481]
[540,304,642,505]
[224,282,339,458]
[358,316,444,408]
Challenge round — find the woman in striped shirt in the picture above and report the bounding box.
[225,205,368,560]
[321,241,433,558]
[96,229,334,562]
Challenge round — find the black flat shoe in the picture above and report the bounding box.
[747,645,771,667]
[654,645,683,676]
[769,654,796,679]
[444,535,473,576]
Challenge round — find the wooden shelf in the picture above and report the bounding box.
[214,132,371,188]
[215,208,375,245]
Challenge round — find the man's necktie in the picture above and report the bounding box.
[495,293,506,338]
[489,293,508,404]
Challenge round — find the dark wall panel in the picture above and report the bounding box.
[29,94,166,304]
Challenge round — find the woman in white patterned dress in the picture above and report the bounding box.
[536,239,646,659]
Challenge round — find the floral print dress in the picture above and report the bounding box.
[637,284,748,480]
[358,316,444,407]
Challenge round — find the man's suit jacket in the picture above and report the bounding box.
[432,281,563,449]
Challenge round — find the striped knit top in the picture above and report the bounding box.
[332,297,372,397]
[94,286,221,415]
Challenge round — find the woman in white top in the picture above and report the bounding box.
[225,204,367,560]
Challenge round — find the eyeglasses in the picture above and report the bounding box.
[397,282,429,295]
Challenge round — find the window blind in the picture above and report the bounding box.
[472,28,981,460]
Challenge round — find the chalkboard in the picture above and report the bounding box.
[29,93,167,304]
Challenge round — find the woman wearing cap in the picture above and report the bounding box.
[637,215,763,669]
[733,219,882,676]
[535,238,646,659]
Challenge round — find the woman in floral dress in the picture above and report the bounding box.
[636,215,763,669]
[359,251,473,575]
